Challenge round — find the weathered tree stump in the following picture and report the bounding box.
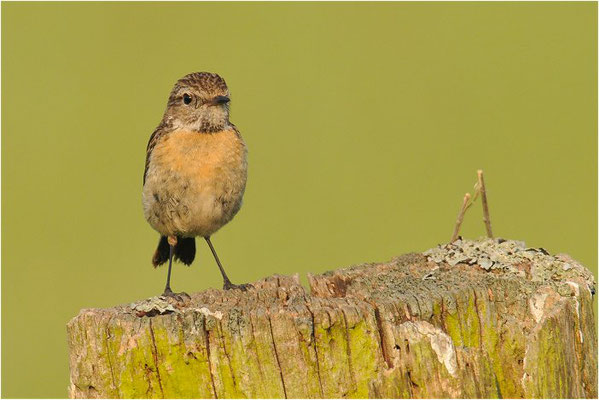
[67,239,597,398]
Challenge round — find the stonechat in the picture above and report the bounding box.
[142,72,248,295]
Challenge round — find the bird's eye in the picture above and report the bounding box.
[183,93,192,105]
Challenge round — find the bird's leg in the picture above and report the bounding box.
[204,236,250,291]
[160,236,191,302]
[162,236,177,296]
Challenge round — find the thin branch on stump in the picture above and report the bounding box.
[450,169,494,242]
[450,192,472,243]
[477,169,493,238]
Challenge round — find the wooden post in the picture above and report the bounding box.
[67,239,597,399]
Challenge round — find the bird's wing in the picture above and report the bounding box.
[143,121,169,185]
[229,123,243,139]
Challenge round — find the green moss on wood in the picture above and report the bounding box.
[67,241,597,399]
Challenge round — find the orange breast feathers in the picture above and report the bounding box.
[149,128,247,185]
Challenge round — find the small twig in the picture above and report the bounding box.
[477,170,493,238]
[451,193,472,243]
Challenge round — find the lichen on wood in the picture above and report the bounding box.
[67,239,597,398]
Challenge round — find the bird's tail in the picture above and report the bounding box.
[152,236,196,267]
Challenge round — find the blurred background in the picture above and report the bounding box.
[2,2,596,398]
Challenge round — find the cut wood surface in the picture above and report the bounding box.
[67,239,597,398]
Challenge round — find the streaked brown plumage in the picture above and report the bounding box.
[142,72,248,295]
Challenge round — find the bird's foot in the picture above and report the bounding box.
[223,280,252,291]
[161,288,191,303]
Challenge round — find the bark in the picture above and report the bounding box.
[67,239,597,398]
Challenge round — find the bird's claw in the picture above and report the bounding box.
[161,288,190,303]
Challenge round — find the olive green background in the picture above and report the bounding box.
[2,1,597,398]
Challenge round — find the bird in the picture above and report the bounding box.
[142,72,248,296]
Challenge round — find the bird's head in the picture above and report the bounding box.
[164,72,231,133]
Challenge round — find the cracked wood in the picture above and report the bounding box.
[67,239,597,399]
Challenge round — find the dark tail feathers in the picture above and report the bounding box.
[152,236,196,267]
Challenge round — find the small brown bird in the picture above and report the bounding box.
[142,72,248,295]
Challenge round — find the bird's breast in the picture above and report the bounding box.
[143,128,247,237]
[150,128,246,181]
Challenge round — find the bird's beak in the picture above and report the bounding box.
[211,95,230,106]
